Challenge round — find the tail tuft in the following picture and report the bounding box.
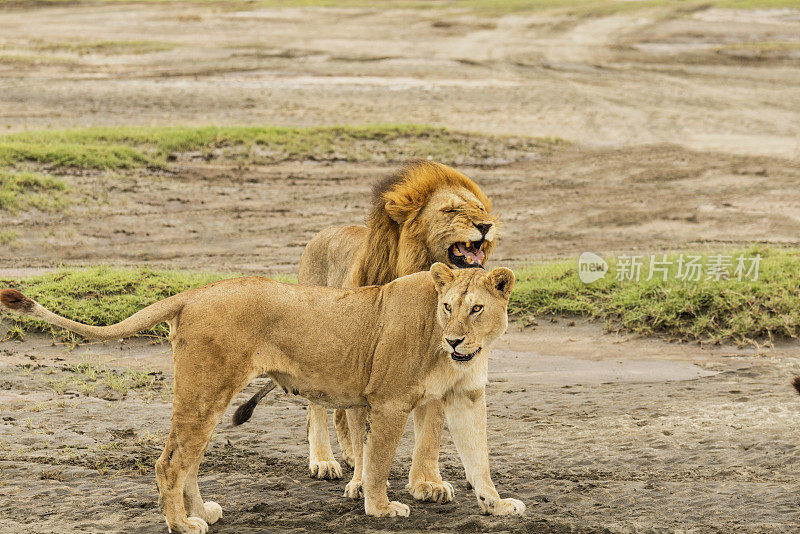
[231,379,276,426]
[0,289,35,314]
[792,377,800,395]
[232,397,258,426]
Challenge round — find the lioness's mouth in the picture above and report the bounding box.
[448,239,486,269]
[451,347,481,362]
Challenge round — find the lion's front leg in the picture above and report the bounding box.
[362,403,412,517]
[343,406,367,500]
[444,388,525,516]
[307,403,343,479]
[407,400,454,504]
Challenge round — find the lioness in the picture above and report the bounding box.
[237,161,498,504]
[0,264,524,533]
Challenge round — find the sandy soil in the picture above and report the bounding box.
[0,4,799,159]
[0,5,799,272]
[1,323,799,533]
[2,3,800,533]
[3,149,800,274]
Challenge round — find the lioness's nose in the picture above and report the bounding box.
[474,222,492,236]
[446,337,464,349]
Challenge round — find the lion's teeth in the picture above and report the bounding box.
[453,249,464,256]
[465,241,471,248]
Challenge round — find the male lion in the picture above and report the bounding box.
[236,160,498,504]
[0,264,524,533]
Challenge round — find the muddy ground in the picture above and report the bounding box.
[1,324,800,533]
[2,2,800,533]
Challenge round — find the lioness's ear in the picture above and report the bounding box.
[430,262,455,293]
[486,267,515,300]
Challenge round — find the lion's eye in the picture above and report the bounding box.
[471,305,483,314]
[442,208,457,214]
[443,303,451,312]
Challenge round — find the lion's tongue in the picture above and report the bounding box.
[457,242,484,264]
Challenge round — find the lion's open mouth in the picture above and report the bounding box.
[448,239,486,269]
[451,347,481,362]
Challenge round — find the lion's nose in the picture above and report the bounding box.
[474,222,492,236]
[446,337,464,349]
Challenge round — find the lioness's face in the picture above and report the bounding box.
[430,263,514,366]
[418,188,498,270]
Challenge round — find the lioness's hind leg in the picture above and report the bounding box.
[158,348,253,533]
[334,408,355,468]
[184,459,223,526]
[307,403,343,479]
[157,422,216,534]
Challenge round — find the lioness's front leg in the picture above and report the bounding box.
[407,400,454,503]
[445,389,525,516]
[362,403,412,517]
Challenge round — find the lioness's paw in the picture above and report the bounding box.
[186,517,210,534]
[201,501,223,525]
[309,459,343,480]
[343,479,363,500]
[490,498,526,516]
[407,480,454,503]
[167,516,209,534]
[365,500,410,517]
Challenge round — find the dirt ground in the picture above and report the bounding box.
[2,2,800,533]
[1,4,800,273]
[1,324,799,533]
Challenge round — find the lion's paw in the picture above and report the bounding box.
[201,501,223,525]
[366,500,410,517]
[343,479,363,500]
[407,480,454,503]
[167,516,209,534]
[342,452,356,469]
[489,498,526,516]
[309,459,343,480]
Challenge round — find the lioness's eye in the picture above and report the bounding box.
[443,303,451,312]
[471,305,483,314]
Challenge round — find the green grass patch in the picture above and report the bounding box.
[51,362,161,395]
[0,230,18,245]
[0,265,295,343]
[511,246,800,345]
[2,249,799,345]
[0,124,566,170]
[0,170,69,212]
[0,141,155,170]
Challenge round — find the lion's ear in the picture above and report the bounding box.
[384,200,409,224]
[430,262,455,292]
[485,267,515,300]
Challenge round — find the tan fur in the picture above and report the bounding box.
[0,265,524,532]
[293,161,499,503]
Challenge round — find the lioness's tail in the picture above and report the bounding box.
[792,377,800,395]
[0,288,187,340]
